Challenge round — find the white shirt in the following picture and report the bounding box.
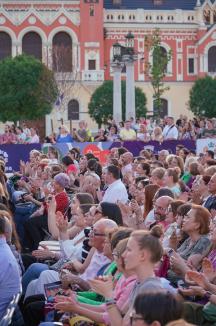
[162,125,179,140]
[80,250,111,281]
[29,134,40,143]
[143,209,155,229]
[121,163,133,177]
[102,179,128,204]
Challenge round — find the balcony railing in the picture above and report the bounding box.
[82,70,104,82]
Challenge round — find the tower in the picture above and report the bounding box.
[80,0,104,77]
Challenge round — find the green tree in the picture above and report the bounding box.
[0,54,58,122]
[88,80,147,126]
[189,76,216,117]
[144,29,172,116]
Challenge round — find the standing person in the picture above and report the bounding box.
[56,125,73,143]
[136,124,150,142]
[1,124,17,144]
[101,165,128,204]
[16,126,27,144]
[73,120,89,142]
[119,121,136,141]
[28,127,40,143]
[22,122,31,140]
[162,117,179,140]
[0,216,21,320]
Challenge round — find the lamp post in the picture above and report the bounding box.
[112,42,123,124]
[123,32,137,121]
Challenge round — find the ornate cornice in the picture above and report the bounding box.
[0,2,80,26]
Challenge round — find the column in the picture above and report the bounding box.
[45,114,52,136]
[112,64,122,124]
[125,60,136,120]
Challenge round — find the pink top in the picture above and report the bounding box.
[208,249,216,271]
[102,274,137,325]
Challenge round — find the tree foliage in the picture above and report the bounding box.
[144,29,172,116]
[0,54,58,122]
[189,76,216,117]
[88,80,147,126]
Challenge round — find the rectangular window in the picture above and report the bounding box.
[90,5,94,16]
[88,59,96,70]
[188,58,195,74]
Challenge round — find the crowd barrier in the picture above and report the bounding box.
[1,138,216,173]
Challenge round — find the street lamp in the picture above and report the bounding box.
[112,42,123,124]
[123,32,137,120]
[113,42,122,62]
[125,31,135,55]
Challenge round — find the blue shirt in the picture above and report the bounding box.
[0,237,21,320]
[56,134,73,143]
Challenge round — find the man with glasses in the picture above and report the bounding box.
[23,218,118,300]
[149,196,173,229]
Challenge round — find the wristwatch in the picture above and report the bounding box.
[204,291,212,300]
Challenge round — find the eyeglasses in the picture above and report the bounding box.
[95,209,102,215]
[130,312,147,326]
[112,251,119,258]
[90,227,106,237]
[184,213,193,220]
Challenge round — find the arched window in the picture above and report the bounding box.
[208,46,216,73]
[153,98,168,118]
[0,32,12,60]
[52,32,72,72]
[68,99,79,120]
[153,46,168,72]
[22,32,42,60]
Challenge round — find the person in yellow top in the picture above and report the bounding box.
[119,121,137,141]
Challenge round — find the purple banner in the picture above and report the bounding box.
[0,140,196,172]
[0,144,41,173]
[111,140,196,156]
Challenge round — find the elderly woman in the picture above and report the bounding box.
[56,125,73,143]
[168,205,211,284]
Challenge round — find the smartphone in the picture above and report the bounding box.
[167,248,174,257]
[177,280,189,289]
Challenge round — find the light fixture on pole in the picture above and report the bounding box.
[123,31,137,120]
[125,32,135,55]
[112,42,123,124]
[113,42,122,61]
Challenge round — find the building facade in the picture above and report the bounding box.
[0,0,216,134]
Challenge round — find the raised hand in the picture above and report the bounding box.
[185,270,210,290]
[89,275,114,298]
[56,211,68,233]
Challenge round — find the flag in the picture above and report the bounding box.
[55,93,64,106]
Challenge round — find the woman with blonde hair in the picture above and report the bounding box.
[166,155,184,175]
[151,126,163,142]
[56,125,73,143]
[163,168,182,198]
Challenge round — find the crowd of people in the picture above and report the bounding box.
[0,123,40,145]
[45,116,216,144]
[1,120,216,325]
[1,115,216,145]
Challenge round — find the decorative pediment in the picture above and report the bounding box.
[0,4,80,26]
